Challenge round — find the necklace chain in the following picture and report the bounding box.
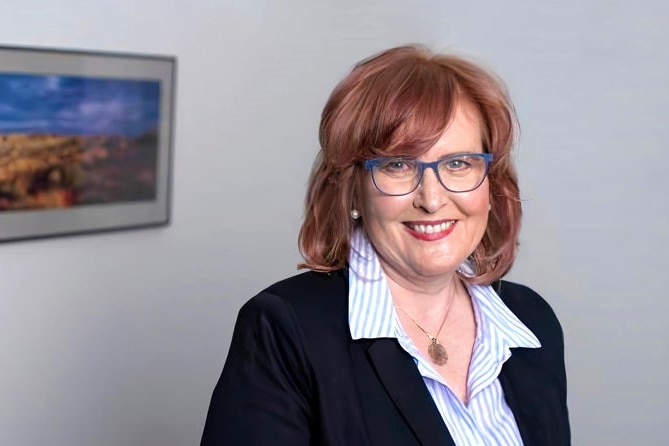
[395,306,447,342]
[395,290,456,366]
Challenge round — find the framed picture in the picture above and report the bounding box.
[0,45,176,242]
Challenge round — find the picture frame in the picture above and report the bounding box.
[0,45,176,242]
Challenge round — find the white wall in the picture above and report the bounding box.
[0,1,666,445]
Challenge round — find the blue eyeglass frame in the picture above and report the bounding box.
[363,152,494,196]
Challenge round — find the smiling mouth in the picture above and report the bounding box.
[405,221,456,234]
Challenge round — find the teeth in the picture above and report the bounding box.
[409,221,454,234]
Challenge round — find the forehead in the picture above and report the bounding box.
[419,100,483,159]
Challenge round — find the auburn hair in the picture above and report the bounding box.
[298,45,521,285]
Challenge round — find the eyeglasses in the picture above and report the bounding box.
[364,153,493,196]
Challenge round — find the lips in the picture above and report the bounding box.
[406,221,455,234]
[404,220,457,241]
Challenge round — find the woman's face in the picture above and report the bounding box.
[358,100,490,286]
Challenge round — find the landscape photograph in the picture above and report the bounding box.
[0,72,161,212]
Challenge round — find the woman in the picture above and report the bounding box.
[201,45,570,445]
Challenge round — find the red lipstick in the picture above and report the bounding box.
[404,220,457,241]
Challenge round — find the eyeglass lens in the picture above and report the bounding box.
[371,155,488,195]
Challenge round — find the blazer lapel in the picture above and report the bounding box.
[366,339,456,446]
[498,349,547,446]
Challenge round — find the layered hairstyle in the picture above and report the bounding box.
[298,45,521,284]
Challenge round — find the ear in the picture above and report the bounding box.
[350,166,365,213]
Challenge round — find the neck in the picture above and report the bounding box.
[386,270,465,322]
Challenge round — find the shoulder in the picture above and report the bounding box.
[239,268,349,338]
[250,269,348,311]
[497,280,563,338]
[263,269,348,301]
[497,280,566,374]
[496,281,571,442]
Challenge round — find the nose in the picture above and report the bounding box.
[413,166,448,212]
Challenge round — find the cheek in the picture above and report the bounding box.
[360,179,403,221]
[464,181,490,216]
[453,184,490,244]
[363,195,414,224]
[363,200,395,226]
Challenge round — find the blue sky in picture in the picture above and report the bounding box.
[0,73,160,137]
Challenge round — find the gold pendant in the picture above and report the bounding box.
[428,338,448,366]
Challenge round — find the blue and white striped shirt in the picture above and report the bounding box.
[348,229,541,445]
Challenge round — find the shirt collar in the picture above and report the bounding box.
[348,228,396,339]
[348,228,540,350]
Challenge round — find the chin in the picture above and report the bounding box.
[422,252,465,271]
[414,262,461,278]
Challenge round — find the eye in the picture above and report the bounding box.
[378,159,416,177]
[442,157,472,171]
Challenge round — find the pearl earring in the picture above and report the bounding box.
[351,209,361,220]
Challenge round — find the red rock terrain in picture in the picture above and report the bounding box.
[0,130,158,211]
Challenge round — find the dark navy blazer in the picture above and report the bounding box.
[201,269,570,445]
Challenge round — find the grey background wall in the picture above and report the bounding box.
[0,1,666,445]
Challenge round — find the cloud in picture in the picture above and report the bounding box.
[0,73,160,137]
